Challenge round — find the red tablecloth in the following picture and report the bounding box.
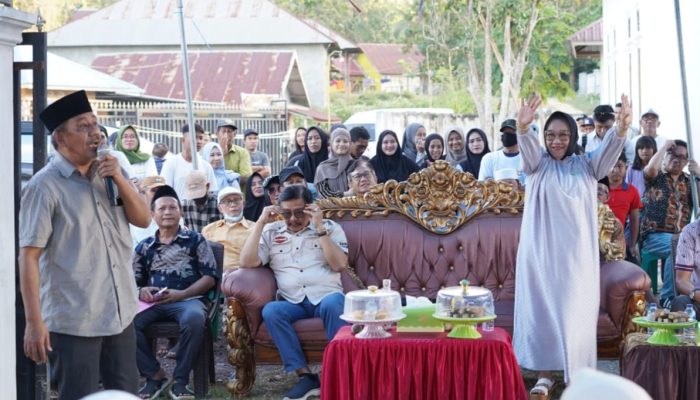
[321,326,527,400]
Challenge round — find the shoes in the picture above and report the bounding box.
[169,381,195,400]
[660,297,673,309]
[529,377,555,400]
[283,373,321,400]
[138,377,171,400]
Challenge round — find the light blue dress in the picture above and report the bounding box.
[513,126,625,382]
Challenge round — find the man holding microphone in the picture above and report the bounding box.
[19,90,151,399]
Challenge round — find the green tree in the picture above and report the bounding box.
[274,0,410,43]
[13,0,120,31]
[406,0,601,139]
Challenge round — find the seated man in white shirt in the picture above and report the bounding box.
[239,185,349,400]
[479,119,525,185]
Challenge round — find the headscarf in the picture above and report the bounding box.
[297,126,329,183]
[201,142,239,192]
[544,111,579,160]
[421,133,445,167]
[243,172,269,221]
[314,128,354,186]
[402,122,424,162]
[460,128,491,177]
[370,130,420,183]
[115,125,151,165]
[444,126,467,165]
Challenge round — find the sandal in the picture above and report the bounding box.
[138,377,171,400]
[529,377,555,400]
[169,381,195,400]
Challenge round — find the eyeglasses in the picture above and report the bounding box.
[279,207,306,219]
[267,186,280,194]
[220,199,243,206]
[544,130,571,143]
[350,171,372,181]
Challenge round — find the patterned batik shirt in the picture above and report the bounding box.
[133,228,219,291]
[640,171,692,240]
[181,193,222,232]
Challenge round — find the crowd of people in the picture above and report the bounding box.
[18,89,699,400]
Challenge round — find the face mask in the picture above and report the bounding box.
[501,132,518,148]
[224,213,243,224]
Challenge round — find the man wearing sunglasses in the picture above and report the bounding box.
[239,185,348,400]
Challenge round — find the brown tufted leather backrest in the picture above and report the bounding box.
[335,213,522,302]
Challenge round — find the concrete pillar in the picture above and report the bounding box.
[0,6,38,398]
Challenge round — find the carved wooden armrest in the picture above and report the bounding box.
[621,291,647,342]
[225,298,255,396]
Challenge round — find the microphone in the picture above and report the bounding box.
[97,144,118,206]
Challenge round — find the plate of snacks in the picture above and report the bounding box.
[633,309,696,345]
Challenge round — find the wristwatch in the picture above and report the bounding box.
[316,229,328,237]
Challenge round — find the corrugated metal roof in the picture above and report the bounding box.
[568,19,602,43]
[358,43,424,76]
[49,0,336,47]
[568,19,603,59]
[15,46,144,96]
[91,51,308,106]
[332,57,364,77]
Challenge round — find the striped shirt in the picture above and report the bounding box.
[674,219,700,290]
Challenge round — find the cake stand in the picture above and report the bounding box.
[340,314,406,339]
[432,314,497,339]
[632,317,696,345]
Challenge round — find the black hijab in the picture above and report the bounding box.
[297,126,329,183]
[370,130,420,183]
[460,128,491,177]
[420,133,445,168]
[544,111,579,160]
[243,172,269,221]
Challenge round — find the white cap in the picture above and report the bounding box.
[217,184,243,203]
[494,168,518,181]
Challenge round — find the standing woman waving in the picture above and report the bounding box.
[513,94,631,399]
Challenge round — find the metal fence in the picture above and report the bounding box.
[93,100,292,174]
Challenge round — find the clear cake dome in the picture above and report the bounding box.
[342,280,403,322]
[435,279,495,319]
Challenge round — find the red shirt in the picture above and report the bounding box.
[608,182,643,226]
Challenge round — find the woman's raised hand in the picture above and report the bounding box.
[616,94,633,134]
[516,94,542,132]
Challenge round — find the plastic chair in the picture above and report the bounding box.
[143,240,224,398]
[640,249,663,295]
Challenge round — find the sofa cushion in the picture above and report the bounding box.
[335,213,521,301]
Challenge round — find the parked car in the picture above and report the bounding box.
[344,108,456,157]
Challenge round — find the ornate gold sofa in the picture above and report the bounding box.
[221,162,651,395]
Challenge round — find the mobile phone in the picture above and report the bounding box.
[152,287,168,299]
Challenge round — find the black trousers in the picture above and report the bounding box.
[50,323,138,400]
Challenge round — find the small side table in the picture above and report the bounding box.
[321,326,527,400]
[620,332,700,399]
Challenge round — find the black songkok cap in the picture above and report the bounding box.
[151,185,180,206]
[39,90,93,132]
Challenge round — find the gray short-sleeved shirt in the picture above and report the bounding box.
[250,151,270,168]
[258,220,348,305]
[19,152,138,337]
